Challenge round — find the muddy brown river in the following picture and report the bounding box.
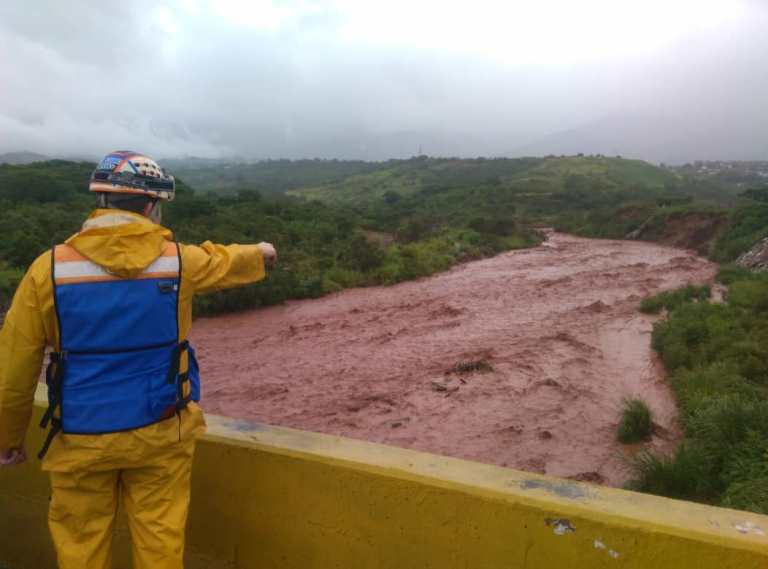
[191,232,717,486]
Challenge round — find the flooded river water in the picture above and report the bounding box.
[191,232,717,486]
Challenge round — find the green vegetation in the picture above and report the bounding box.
[629,275,768,513]
[639,284,711,314]
[711,188,768,262]
[628,446,715,502]
[627,186,768,514]
[557,179,768,262]
[146,155,695,314]
[617,398,653,444]
[163,169,543,314]
[290,156,677,219]
[289,156,542,207]
[0,158,545,315]
[555,198,729,254]
[288,156,702,272]
[3,155,760,317]
[0,161,94,267]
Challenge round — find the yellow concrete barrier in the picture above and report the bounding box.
[1,386,767,568]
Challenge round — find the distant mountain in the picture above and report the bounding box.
[514,114,768,165]
[0,151,51,164]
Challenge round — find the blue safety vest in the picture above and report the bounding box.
[39,241,200,458]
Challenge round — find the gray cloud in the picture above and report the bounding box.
[1,0,767,162]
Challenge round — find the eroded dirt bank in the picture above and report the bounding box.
[191,233,717,486]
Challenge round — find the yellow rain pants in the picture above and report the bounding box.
[0,209,266,569]
[49,434,195,569]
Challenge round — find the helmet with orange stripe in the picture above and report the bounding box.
[90,151,175,201]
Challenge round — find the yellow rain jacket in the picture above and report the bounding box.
[0,209,266,569]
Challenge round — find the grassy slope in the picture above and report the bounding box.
[289,156,677,208]
[292,167,424,206]
[529,155,676,187]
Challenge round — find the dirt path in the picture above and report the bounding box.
[190,232,717,486]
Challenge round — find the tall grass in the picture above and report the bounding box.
[628,445,721,503]
[629,280,768,514]
[617,398,653,443]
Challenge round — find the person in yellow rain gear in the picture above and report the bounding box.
[0,150,277,569]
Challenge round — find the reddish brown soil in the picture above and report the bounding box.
[190,232,717,486]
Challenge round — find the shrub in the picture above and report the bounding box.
[339,234,385,272]
[639,285,711,314]
[617,398,653,443]
[627,445,721,502]
[650,302,736,372]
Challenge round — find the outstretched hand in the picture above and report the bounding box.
[0,447,27,468]
[258,242,277,268]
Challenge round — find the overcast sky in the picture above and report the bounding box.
[1,1,766,162]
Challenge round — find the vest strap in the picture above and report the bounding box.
[166,340,189,384]
[168,341,192,412]
[38,419,62,460]
[39,351,65,459]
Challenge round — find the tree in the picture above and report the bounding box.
[383,190,401,204]
[339,234,384,272]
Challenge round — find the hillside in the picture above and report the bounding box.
[1,155,762,318]
[0,158,544,315]
[288,155,678,210]
[287,156,698,250]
